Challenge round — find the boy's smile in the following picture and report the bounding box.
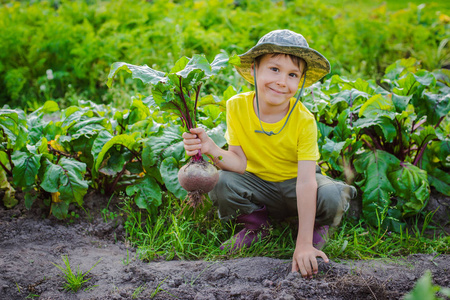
[252,54,303,122]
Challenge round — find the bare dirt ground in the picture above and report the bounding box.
[1,192,449,300]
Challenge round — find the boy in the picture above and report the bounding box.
[182,29,357,278]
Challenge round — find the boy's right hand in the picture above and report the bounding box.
[182,128,215,157]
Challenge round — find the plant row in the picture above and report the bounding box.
[1,0,449,109]
[0,54,448,231]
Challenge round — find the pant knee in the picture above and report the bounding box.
[316,180,356,226]
[208,171,259,220]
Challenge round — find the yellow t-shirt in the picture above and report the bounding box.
[225,91,319,182]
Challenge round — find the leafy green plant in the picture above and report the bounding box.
[1,1,448,108]
[107,52,236,208]
[52,256,101,293]
[305,58,450,230]
[404,270,450,300]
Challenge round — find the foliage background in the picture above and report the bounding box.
[1,0,449,109]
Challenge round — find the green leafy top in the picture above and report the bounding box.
[108,53,237,128]
[107,52,237,161]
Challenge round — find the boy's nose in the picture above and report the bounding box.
[276,78,287,87]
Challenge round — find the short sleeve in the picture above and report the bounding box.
[225,97,240,146]
[297,116,320,161]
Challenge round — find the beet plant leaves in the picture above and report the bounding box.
[303,58,449,231]
[107,53,234,205]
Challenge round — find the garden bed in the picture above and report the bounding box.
[1,192,449,300]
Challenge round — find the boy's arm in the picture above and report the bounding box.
[182,127,247,174]
[291,160,329,278]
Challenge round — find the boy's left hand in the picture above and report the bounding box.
[291,245,329,279]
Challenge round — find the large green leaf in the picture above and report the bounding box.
[94,133,141,171]
[127,99,151,125]
[0,167,16,209]
[51,201,70,220]
[353,116,397,143]
[411,125,437,150]
[354,150,399,227]
[388,162,430,217]
[160,157,187,200]
[426,168,450,196]
[40,158,89,206]
[91,130,113,163]
[391,94,412,112]
[415,92,450,125]
[142,125,184,168]
[0,109,27,145]
[359,94,396,120]
[321,137,346,162]
[420,146,450,196]
[393,73,421,96]
[67,117,108,138]
[384,58,419,80]
[330,89,371,106]
[107,62,166,88]
[12,151,41,188]
[126,175,162,213]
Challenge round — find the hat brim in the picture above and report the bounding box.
[235,43,331,88]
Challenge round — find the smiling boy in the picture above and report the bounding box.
[182,29,357,278]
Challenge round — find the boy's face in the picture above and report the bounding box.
[252,54,303,109]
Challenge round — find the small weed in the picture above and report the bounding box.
[101,195,118,223]
[185,262,218,286]
[25,294,40,299]
[121,248,132,265]
[101,208,118,223]
[150,277,178,299]
[132,283,147,299]
[52,255,101,292]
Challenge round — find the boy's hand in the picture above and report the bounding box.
[291,244,329,279]
[182,127,215,157]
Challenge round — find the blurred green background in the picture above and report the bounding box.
[1,0,449,109]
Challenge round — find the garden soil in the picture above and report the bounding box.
[1,192,449,300]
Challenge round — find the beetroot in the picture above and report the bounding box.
[178,160,219,208]
[107,53,232,209]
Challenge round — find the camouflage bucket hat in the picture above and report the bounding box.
[235,29,331,88]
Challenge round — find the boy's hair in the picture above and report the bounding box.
[254,53,306,74]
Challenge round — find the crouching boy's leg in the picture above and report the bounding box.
[312,168,357,249]
[208,170,281,251]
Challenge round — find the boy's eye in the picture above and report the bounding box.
[270,67,279,72]
[289,73,298,78]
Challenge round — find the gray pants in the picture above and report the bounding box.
[209,167,357,226]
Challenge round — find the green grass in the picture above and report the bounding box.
[121,193,449,263]
[52,256,102,293]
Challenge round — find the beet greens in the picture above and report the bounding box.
[107,53,234,145]
[107,53,237,205]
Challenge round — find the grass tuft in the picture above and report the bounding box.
[52,255,102,293]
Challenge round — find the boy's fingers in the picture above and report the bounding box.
[189,127,204,134]
[303,257,312,278]
[310,256,318,274]
[298,260,308,278]
[318,251,329,263]
[183,137,201,145]
[291,260,298,273]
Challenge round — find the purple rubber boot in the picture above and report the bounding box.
[220,206,270,251]
[313,225,329,250]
